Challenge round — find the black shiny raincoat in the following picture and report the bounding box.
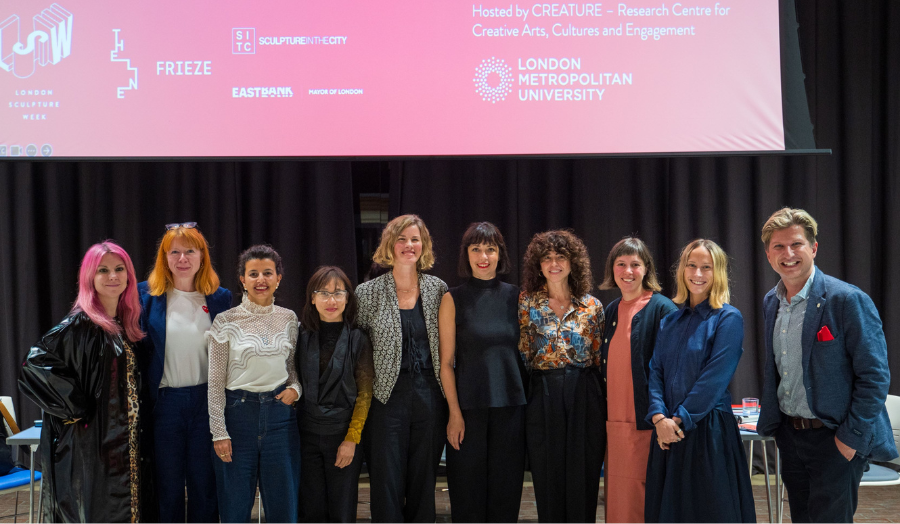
[18,312,157,523]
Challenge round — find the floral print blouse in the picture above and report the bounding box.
[518,287,604,370]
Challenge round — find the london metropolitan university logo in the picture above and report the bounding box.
[473,57,513,103]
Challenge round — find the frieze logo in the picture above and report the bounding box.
[473,57,513,103]
[0,4,73,79]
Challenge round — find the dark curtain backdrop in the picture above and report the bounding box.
[390,0,900,401]
[0,161,357,427]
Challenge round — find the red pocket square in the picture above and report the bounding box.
[817,326,835,342]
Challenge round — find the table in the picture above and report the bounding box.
[6,426,41,523]
[740,429,783,523]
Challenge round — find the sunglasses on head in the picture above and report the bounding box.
[165,222,198,230]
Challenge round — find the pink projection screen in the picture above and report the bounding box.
[0,0,784,158]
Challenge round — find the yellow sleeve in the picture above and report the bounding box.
[344,332,374,444]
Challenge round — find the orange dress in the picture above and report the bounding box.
[606,291,653,523]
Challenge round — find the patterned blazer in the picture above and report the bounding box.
[356,271,448,403]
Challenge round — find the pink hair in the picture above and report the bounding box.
[72,241,145,342]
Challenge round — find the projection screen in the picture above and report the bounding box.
[1,0,813,158]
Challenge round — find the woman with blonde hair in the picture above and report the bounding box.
[20,241,155,522]
[137,222,232,522]
[356,214,449,522]
[644,239,755,522]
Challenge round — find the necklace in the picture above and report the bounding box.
[396,285,419,294]
[549,295,571,317]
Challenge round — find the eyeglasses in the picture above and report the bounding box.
[165,222,198,230]
[314,290,349,301]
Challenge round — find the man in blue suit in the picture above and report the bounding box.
[757,208,898,522]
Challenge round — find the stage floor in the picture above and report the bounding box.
[2,473,898,522]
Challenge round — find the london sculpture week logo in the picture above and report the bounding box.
[0,4,73,79]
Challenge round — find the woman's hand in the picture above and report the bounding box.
[447,412,465,451]
[276,388,299,405]
[214,439,233,463]
[335,441,356,469]
[656,417,683,445]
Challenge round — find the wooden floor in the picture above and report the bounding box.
[3,474,899,523]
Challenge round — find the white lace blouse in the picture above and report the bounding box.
[207,295,301,441]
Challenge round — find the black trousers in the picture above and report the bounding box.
[298,430,363,523]
[775,417,867,523]
[446,405,526,522]
[526,367,606,523]
[365,371,449,522]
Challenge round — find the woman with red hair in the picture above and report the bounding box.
[138,223,232,522]
[20,241,156,523]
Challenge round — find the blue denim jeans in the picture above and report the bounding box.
[153,384,219,523]
[212,385,301,523]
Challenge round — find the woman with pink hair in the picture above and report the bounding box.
[20,241,157,523]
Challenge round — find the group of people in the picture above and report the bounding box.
[17,207,896,523]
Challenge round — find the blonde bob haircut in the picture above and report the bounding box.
[673,239,730,309]
[761,207,818,248]
[147,227,221,296]
[372,214,435,271]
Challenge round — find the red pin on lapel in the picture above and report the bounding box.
[202,305,209,313]
[817,325,834,342]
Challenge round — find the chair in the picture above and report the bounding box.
[0,397,18,436]
[860,394,900,487]
[0,397,42,523]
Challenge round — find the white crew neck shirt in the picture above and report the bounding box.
[161,288,212,388]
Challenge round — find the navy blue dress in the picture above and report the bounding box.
[644,300,755,523]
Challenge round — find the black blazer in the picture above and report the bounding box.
[599,292,678,430]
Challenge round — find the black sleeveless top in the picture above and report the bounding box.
[449,278,526,409]
[400,298,433,373]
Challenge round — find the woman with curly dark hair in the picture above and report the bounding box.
[518,230,605,523]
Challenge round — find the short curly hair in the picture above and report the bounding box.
[521,230,593,297]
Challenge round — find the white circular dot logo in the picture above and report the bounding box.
[473,57,513,103]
